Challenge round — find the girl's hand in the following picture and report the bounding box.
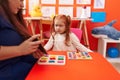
[18,34,41,55]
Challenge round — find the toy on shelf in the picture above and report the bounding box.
[92,20,120,40]
[29,5,42,17]
[107,47,119,58]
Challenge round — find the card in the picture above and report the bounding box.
[37,54,66,65]
[67,51,92,60]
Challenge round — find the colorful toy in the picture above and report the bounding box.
[38,55,66,65]
[107,47,119,58]
[92,20,120,40]
[30,5,42,17]
[67,51,92,60]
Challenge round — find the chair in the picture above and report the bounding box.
[70,28,82,42]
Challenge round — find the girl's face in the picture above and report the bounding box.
[54,19,66,34]
[8,0,24,14]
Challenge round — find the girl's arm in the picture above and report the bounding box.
[44,36,54,51]
[70,33,92,52]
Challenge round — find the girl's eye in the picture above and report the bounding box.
[55,24,65,27]
[55,25,58,26]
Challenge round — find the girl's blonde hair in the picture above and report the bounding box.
[51,14,71,46]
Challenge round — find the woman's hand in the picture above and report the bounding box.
[32,49,45,59]
[18,34,41,55]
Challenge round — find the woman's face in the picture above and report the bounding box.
[8,0,24,14]
[54,19,66,34]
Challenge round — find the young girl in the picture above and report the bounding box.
[44,14,92,52]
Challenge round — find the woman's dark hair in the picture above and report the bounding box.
[0,0,31,39]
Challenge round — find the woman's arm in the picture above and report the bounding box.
[0,34,41,60]
[0,46,24,60]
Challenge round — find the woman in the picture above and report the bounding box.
[0,0,42,80]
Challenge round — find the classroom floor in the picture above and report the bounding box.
[111,63,120,73]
